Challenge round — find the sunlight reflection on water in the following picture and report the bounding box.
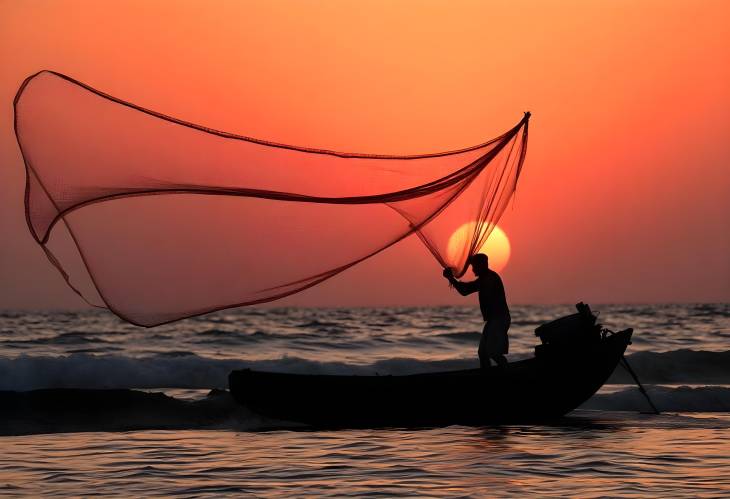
[1,413,729,497]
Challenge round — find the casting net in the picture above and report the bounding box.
[14,71,529,326]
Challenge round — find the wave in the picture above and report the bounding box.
[2,385,729,436]
[0,349,728,391]
[607,350,730,384]
[581,385,730,413]
[0,389,291,436]
[0,353,478,390]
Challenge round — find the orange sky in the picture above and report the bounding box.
[1,1,729,309]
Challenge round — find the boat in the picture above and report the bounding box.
[229,305,633,428]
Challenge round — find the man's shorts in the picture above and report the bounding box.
[479,315,511,357]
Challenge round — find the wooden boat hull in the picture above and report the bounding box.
[229,329,633,428]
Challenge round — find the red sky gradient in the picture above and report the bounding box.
[1,1,728,309]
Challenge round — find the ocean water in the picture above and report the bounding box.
[1,303,729,496]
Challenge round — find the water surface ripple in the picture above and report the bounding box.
[2,414,729,497]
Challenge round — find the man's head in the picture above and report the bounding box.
[470,253,489,276]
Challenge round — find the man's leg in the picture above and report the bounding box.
[479,354,491,369]
[486,317,509,369]
[478,334,491,369]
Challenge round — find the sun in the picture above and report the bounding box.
[446,223,511,273]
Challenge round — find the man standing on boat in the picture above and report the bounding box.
[443,253,511,369]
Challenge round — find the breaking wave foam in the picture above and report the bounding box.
[0,349,728,391]
[581,385,730,413]
[607,349,730,384]
[0,353,478,390]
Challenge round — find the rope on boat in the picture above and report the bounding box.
[602,327,661,415]
[620,355,661,415]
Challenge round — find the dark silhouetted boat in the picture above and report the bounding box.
[229,305,633,428]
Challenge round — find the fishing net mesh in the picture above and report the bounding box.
[14,71,529,326]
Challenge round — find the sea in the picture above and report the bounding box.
[1,303,728,497]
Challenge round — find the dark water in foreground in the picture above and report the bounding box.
[2,413,729,497]
[1,304,729,496]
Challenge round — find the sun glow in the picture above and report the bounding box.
[447,223,511,273]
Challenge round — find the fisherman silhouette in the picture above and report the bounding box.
[443,253,511,369]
